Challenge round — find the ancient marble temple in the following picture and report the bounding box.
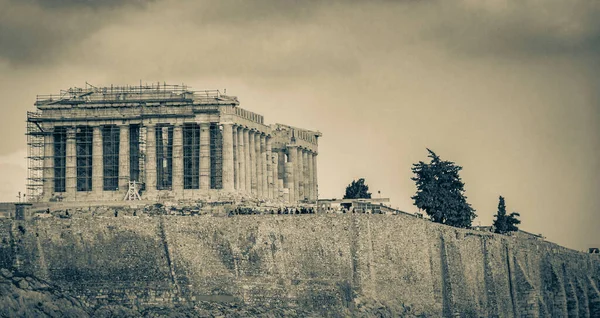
[26,84,320,203]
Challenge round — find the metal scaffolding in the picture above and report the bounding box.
[210,124,223,189]
[35,82,226,106]
[53,127,67,194]
[129,124,145,184]
[138,125,147,185]
[102,125,120,191]
[76,126,93,192]
[183,123,200,189]
[26,120,231,200]
[26,83,243,201]
[156,125,173,190]
[26,112,45,201]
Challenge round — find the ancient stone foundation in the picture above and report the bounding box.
[1,213,599,317]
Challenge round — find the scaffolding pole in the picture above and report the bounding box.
[76,126,93,192]
[26,111,45,202]
[210,123,223,189]
[35,83,225,106]
[183,123,200,190]
[155,125,173,190]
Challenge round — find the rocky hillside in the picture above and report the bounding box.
[0,267,88,317]
[3,212,600,317]
[1,267,354,317]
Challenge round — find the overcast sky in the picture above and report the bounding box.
[0,0,598,250]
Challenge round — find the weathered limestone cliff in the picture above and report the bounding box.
[1,213,599,317]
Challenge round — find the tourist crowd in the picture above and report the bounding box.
[228,206,316,216]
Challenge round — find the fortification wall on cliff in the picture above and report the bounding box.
[3,213,600,317]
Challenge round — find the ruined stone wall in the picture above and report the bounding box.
[3,214,599,317]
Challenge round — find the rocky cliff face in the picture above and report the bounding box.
[0,267,88,317]
[1,213,599,317]
[0,267,318,317]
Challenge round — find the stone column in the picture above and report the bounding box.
[307,150,314,201]
[222,123,235,191]
[313,152,318,200]
[278,149,286,181]
[249,130,257,195]
[301,149,307,200]
[287,146,298,203]
[281,151,288,191]
[254,132,262,197]
[145,124,157,197]
[172,124,184,196]
[296,147,304,202]
[119,125,130,193]
[237,126,246,192]
[266,137,273,199]
[260,134,268,198]
[284,161,295,203]
[199,123,211,190]
[232,127,238,190]
[65,127,76,199]
[278,179,285,201]
[42,131,54,200]
[243,128,251,192]
[92,126,103,197]
[303,150,309,201]
[271,151,278,201]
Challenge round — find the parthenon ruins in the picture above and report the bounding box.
[26,83,321,203]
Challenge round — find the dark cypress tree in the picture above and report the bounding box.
[493,196,508,233]
[493,195,521,234]
[343,178,372,199]
[411,149,476,228]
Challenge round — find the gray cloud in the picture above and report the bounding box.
[3,0,600,68]
[20,0,149,9]
[0,0,153,65]
[424,1,600,59]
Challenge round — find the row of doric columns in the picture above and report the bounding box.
[231,125,275,199]
[41,125,127,200]
[145,122,218,195]
[282,145,318,203]
[45,123,226,198]
[41,122,318,204]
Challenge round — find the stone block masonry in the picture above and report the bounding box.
[4,213,599,316]
[26,83,321,204]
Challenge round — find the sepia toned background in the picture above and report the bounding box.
[0,0,598,250]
